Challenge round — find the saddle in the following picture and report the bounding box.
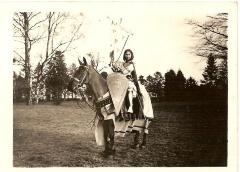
[106,73,144,118]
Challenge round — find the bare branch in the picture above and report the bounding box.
[50,13,67,52]
[207,15,227,21]
[13,13,24,28]
[13,23,25,37]
[29,18,47,31]
[28,12,41,21]
[14,50,25,62]
[14,39,25,44]
[187,20,228,38]
[62,23,83,53]
[13,57,25,66]
[30,35,46,45]
[204,35,228,51]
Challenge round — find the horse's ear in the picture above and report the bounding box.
[78,58,83,65]
[83,57,87,66]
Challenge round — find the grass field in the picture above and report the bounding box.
[13,100,227,167]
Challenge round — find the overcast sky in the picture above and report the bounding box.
[10,1,235,82]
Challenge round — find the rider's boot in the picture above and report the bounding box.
[140,133,147,149]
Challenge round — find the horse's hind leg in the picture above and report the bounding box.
[131,131,140,149]
[140,133,147,149]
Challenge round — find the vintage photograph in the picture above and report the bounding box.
[6,1,237,169]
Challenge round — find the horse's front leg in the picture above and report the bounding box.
[131,131,140,149]
[103,119,115,157]
[140,133,147,149]
[96,108,104,121]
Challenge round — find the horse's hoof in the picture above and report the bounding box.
[102,151,109,158]
[110,149,116,155]
[102,149,116,158]
[103,153,109,158]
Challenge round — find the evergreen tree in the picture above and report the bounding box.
[186,77,198,89]
[201,54,218,87]
[45,51,70,104]
[146,75,155,92]
[153,71,165,99]
[164,69,177,101]
[216,59,228,100]
[68,63,78,76]
[186,77,198,100]
[176,70,186,89]
[175,70,186,100]
[217,59,228,89]
[13,72,28,102]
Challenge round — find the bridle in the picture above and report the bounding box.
[72,66,95,111]
[72,66,89,91]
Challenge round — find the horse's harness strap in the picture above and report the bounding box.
[95,96,112,109]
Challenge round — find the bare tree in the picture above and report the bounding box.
[14,12,85,104]
[84,51,108,72]
[33,12,84,103]
[35,12,84,81]
[187,13,228,60]
[13,12,46,105]
[187,13,228,90]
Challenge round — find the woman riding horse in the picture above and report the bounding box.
[68,53,153,157]
[110,49,141,114]
[110,49,153,149]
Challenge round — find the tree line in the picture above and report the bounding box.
[139,54,227,102]
[13,12,228,104]
[13,50,227,103]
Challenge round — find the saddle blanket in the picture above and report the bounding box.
[95,118,151,146]
[114,118,151,137]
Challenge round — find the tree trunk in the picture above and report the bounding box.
[35,86,39,104]
[23,12,32,105]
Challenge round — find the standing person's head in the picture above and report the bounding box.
[123,49,134,62]
[100,71,108,80]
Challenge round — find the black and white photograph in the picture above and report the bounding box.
[0,0,238,171]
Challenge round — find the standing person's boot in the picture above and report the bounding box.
[140,133,147,149]
[108,120,116,155]
[103,120,110,157]
[131,131,140,149]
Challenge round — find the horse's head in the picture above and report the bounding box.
[68,57,90,93]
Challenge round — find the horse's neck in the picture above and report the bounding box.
[88,69,108,99]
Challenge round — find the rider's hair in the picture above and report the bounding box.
[123,49,134,62]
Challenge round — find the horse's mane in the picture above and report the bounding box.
[89,65,107,83]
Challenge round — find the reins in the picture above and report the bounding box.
[73,65,109,129]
